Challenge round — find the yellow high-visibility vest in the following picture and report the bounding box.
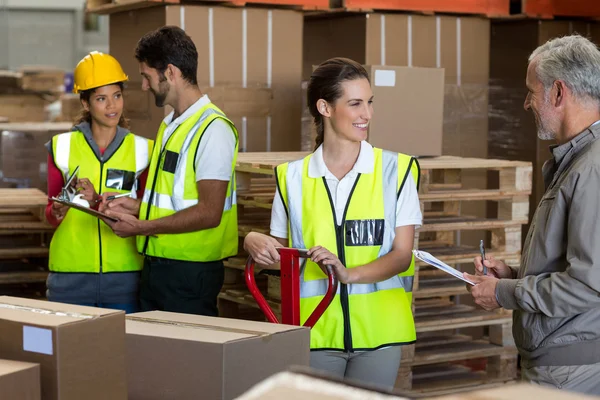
[49,131,153,273]
[276,147,419,350]
[137,102,239,262]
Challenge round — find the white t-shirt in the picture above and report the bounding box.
[162,95,236,182]
[270,141,423,239]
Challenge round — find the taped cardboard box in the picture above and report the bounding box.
[430,382,598,399]
[109,4,302,151]
[126,311,310,400]
[19,66,65,93]
[0,296,127,400]
[0,122,72,191]
[0,94,51,123]
[0,359,40,400]
[237,368,409,400]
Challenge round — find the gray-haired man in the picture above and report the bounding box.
[464,34,600,395]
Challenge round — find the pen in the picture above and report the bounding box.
[94,192,132,203]
[479,240,487,276]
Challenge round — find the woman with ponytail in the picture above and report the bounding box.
[243,57,422,389]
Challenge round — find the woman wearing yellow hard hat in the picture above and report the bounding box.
[44,51,154,313]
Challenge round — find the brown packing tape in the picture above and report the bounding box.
[0,303,96,319]
[126,316,273,337]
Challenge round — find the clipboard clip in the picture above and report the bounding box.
[58,166,80,202]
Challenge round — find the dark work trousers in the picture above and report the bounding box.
[140,256,224,316]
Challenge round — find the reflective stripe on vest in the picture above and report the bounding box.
[49,131,153,273]
[276,147,419,351]
[137,103,239,262]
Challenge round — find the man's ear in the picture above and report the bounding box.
[317,99,331,117]
[165,64,179,83]
[553,80,567,107]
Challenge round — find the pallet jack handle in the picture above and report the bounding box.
[245,247,338,328]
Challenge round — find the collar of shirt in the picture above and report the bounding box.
[162,94,212,128]
[550,119,600,165]
[308,141,374,180]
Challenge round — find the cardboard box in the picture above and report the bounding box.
[238,369,408,399]
[108,4,303,151]
[0,122,72,191]
[367,65,444,156]
[19,66,65,93]
[0,94,52,122]
[58,94,82,123]
[430,382,599,399]
[0,359,41,400]
[126,311,310,400]
[489,20,600,238]
[0,296,127,400]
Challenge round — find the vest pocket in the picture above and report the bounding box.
[162,150,179,174]
[106,169,136,191]
[345,219,384,246]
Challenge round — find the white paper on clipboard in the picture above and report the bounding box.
[413,249,475,286]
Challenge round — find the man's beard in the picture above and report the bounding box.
[151,87,168,107]
[535,112,556,140]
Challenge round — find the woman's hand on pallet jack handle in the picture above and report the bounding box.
[308,246,349,284]
[244,232,285,268]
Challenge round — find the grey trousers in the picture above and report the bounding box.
[522,363,600,395]
[310,347,402,390]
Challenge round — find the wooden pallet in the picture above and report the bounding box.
[0,189,51,292]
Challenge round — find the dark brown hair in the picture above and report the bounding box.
[74,82,129,129]
[307,57,370,150]
[135,26,198,86]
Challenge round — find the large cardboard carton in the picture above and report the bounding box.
[0,94,51,122]
[108,4,302,151]
[19,66,65,93]
[489,20,600,239]
[0,296,127,400]
[238,369,408,399]
[430,383,599,399]
[0,122,72,191]
[126,311,310,400]
[0,359,41,400]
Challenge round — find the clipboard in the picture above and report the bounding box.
[50,197,119,222]
[413,249,475,286]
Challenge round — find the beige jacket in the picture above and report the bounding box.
[497,123,600,367]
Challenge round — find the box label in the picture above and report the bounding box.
[23,326,53,355]
[374,70,396,87]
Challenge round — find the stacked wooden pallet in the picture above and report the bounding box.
[218,152,532,397]
[0,189,52,299]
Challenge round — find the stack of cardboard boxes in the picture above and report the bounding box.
[0,296,310,400]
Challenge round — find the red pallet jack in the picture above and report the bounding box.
[245,247,338,327]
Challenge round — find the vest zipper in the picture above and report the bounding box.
[97,164,104,304]
[322,175,361,353]
[335,224,353,352]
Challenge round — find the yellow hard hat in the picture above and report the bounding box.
[73,51,128,94]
